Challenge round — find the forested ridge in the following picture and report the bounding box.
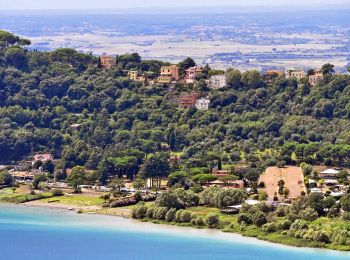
[1,30,350,178]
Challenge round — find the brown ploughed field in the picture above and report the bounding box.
[259,166,306,200]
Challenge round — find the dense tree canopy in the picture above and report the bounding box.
[1,31,350,183]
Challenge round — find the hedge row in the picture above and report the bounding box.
[132,204,220,228]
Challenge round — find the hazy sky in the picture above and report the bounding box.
[1,0,350,10]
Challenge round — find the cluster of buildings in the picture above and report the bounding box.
[284,68,324,86]
[309,168,349,197]
[100,53,327,88]
[177,92,211,110]
[6,153,55,183]
[99,55,227,88]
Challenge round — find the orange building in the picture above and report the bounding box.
[179,92,201,109]
[100,56,116,69]
[263,70,283,84]
[158,65,179,83]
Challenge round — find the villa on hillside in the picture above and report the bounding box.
[263,70,283,84]
[178,93,201,109]
[209,75,227,89]
[308,70,324,86]
[100,55,116,69]
[195,97,210,110]
[185,66,202,83]
[127,70,147,84]
[32,153,53,165]
[285,68,306,79]
[158,65,179,84]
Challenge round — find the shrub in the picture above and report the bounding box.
[306,192,325,215]
[300,208,318,221]
[286,213,299,222]
[195,216,205,226]
[341,194,350,212]
[237,213,253,225]
[342,212,350,221]
[214,189,245,208]
[191,217,197,225]
[134,191,142,202]
[155,192,183,210]
[275,206,287,217]
[278,219,292,230]
[313,231,330,243]
[181,210,192,223]
[257,202,269,213]
[252,212,267,227]
[175,209,184,222]
[262,222,277,233]
[327,206,340,218]
[250,194,259,200]
[146,207,155,218]
[165,208,177,222]
[134,205,148,219]
[110,198,137,208]
[258,191,268,201]
[100,193,111,202]
[323,196,336,209]
[38,182,49,191]
[51,189,63,196]
[290,219,308,230]
[141,194,157,202]
[206,213,220,228]
[154,207,168,220]
[200,187,244,208]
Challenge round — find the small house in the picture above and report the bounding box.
[320,169,340,179]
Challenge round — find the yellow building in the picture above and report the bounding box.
[127,70,147,84]
[158,65,179,83]
[128,71,139,81]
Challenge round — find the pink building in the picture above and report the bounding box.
[33,153,53,163]
[185,66,202,83]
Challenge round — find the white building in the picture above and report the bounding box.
[308,70,324,86]
[320,169,340,179]
[195,98,210,110]
[209,75,227,89]
[285,68,306,79]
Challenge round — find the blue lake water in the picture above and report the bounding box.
[0,204,350,260]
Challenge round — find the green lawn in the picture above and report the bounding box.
[40,195,104,206]
[124,201,155,210]
[0,188,15,197]
[0,187,53,204]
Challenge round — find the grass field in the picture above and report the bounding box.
[40,195,104,206]
[0,187,53,204]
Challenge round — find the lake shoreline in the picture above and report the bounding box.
[3,201,350,254]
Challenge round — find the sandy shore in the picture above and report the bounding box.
[23,200,132,218]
